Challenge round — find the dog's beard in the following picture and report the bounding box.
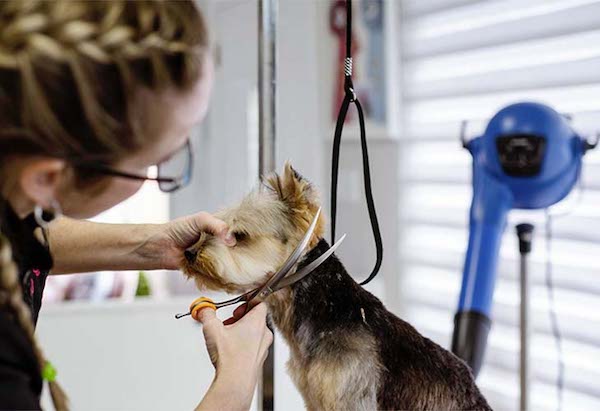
[185,237,290,293]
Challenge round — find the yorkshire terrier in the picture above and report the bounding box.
[182,163,491,411]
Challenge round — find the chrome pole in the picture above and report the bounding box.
[517,223,534,411]
[258,0,277,410]
[258,0,277,175]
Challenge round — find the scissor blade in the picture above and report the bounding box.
[274,207,322,283]
[274,234,346,291]
[214,292,250,309]
[245,207,321,303]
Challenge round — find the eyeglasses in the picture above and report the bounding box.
[71,139,194,193]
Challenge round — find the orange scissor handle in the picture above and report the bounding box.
[190,297,217,321]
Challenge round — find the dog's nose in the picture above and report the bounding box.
[184,249,197,263]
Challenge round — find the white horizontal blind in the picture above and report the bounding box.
[399,1,600,410]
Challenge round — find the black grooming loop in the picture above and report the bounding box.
[330,0,383,286]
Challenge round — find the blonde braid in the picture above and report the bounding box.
[0,233,69,411]
[0,0,208,159]
[0,1,202,77]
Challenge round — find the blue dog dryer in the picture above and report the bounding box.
[451,102,593,377]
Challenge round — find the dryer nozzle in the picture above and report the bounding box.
[451,311,491,377]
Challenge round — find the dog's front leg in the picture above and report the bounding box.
[287,333,381,411]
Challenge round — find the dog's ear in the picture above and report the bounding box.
[264,162,325,241]
[265,162,319,210]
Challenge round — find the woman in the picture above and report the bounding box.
[0,1,273,410]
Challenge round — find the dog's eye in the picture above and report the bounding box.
[233,232,247,242]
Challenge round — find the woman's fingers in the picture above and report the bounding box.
[169,212,236,251]
[242,303,273,363]
[195,307,222,367]
[224,302,265,325]
[260,328,274,364]
[242,302,268,324]
[264,327,274,346]
[194,212,236,246]
[197,301,272,393]
[223,302,268,325]
[194,306,218,324]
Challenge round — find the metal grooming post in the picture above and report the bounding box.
[516,223,534,411]
[258,0,277,410]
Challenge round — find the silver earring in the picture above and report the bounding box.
[34,199,63,229]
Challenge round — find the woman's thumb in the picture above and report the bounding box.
[193,306,218,324]
[203,215,236,246]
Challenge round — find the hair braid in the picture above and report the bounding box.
[0,1,204,80]
[0,233,69,410]
[0,0,209,159]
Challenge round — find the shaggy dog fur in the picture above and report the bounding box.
[182,163,492,411]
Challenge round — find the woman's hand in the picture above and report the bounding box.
[139,212,236,270]
[47,212,235,274]
[195,303,273,411]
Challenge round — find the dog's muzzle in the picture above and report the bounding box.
[184,248,197,263]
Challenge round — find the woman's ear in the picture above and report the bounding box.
[19,158,66,208]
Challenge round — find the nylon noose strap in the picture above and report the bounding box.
[330,0,383,286]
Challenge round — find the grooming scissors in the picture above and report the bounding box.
[175,207,346,320]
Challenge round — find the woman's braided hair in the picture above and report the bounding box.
[0,1,209,410]
[0,232,69,410]
[0,0,208,159]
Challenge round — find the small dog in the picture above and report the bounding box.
[182,163,491,411]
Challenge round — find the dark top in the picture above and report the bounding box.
[0,200,52,410]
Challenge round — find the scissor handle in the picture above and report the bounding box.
[190,297,217,321]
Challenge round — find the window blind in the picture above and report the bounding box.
[399,1,600,410]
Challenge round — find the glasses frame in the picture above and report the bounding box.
[70,140,194,193]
